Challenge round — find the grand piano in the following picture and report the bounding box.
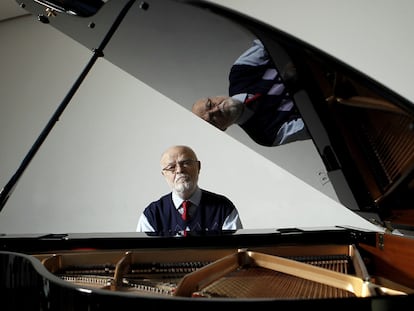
[1,0,414,310]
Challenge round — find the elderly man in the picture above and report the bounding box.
[136,145,242,235]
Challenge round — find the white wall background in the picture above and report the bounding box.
[0,6,388,234]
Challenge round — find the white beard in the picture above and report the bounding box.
[174,180,192,194]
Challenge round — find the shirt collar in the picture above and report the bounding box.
[172,186,202,210]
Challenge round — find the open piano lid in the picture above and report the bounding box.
[2,1,414,309]
[11,0,414,232]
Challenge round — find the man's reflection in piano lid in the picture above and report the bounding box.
[192,39,310,147]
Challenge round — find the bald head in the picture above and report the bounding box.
[192,96,244,130]
[160,145,198,168]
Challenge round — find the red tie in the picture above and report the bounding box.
[181,200,190,221]
[244,93,261,106]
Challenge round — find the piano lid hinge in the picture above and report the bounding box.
[322,146,340,171]
[378,233,384,250]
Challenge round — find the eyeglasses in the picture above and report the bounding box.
[162,159,199,173]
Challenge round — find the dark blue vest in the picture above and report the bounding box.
[143,189,236,235]
[229,63,301,147]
